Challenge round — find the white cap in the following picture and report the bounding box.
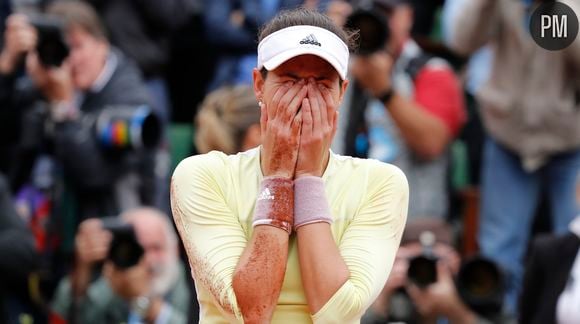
[257,25,349,80]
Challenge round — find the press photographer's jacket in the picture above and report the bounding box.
[449,0,580,171]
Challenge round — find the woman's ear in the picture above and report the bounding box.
[338,78,349,105]
[253,68,265,101]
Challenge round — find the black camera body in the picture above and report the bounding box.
[407,251,505,318]
[345,3,391,55]
[406,230,439,288]
[101,217,144,270]
[28,15,69,67]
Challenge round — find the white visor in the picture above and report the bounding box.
[257,25,349,80]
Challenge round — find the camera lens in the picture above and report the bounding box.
[345,9,390,55]
[456,256,504,316]
[407,255,438,288]
[96,105,162,150]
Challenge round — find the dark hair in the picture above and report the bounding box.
[46,0,107,41]
[258,8,357,80]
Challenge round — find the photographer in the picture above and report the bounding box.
[447,0,580,315]
[339,0,466,221]
[0,1,159,218]
[362,219,511,324]
[51,207,191,323]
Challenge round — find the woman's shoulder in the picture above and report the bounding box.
[173,151,228,177]
[172,148,260,182]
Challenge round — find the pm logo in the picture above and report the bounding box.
[530,2,579,51]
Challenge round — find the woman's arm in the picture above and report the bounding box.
[172,79,306,322]
[294,80,408,322]
[297,164,408,322]
[171,156,291,323]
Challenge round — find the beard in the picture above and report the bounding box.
[150,255,180,297]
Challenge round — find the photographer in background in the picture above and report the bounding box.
[338,0,466,221]
[0,1,160,218]
[363,219,510,324]
[447,0,580,315]
[51,207,191,323]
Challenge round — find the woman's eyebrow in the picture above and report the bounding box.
[315,76,331,81]
[283,73,301,80]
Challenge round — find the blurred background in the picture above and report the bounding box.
[0,0,578,323]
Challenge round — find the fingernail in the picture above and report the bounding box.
[298,79,306,84]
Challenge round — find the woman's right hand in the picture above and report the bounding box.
[260,79,308,179]
[0,14,37,74]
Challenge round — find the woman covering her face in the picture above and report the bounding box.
[171,8,409,323]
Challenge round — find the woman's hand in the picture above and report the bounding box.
[261,79,307,179]
[295,78,338,178]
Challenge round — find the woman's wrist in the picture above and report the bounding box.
[293,176,332,230]
[253,176,294,234]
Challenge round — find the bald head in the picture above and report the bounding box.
[121,207,178,247]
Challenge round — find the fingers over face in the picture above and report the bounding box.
[307,78,326,130]
[319,85,337,129]
[281,82,307,124]
[301,98,313,136]
[269,81,292,118]
[291,109,303,140]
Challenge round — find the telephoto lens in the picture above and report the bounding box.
[96,105,162,151]
[456,255,504,317]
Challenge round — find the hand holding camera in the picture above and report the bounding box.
[73,218,148,296]
[74,218,112,268]
[0,14,37,74]
[407,262,477,324]
[350,51,394,97]
[346,6,394,97]
[26,50,74,103]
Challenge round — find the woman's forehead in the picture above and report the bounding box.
[272,54,340,79]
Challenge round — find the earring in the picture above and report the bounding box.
[258,100,263,107]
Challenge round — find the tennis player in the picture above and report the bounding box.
[171,8,409,324]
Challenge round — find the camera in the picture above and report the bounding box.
[456,255,504,317]
[101,217,144,270]
[28,15,69,67]
[405,231,504,317]
[345,2,390,55]
[95,105,162,151]
[407,231,438,288]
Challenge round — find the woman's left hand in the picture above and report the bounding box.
[295,78,338,178]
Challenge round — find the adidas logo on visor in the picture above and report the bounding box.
[299,34,321,46]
